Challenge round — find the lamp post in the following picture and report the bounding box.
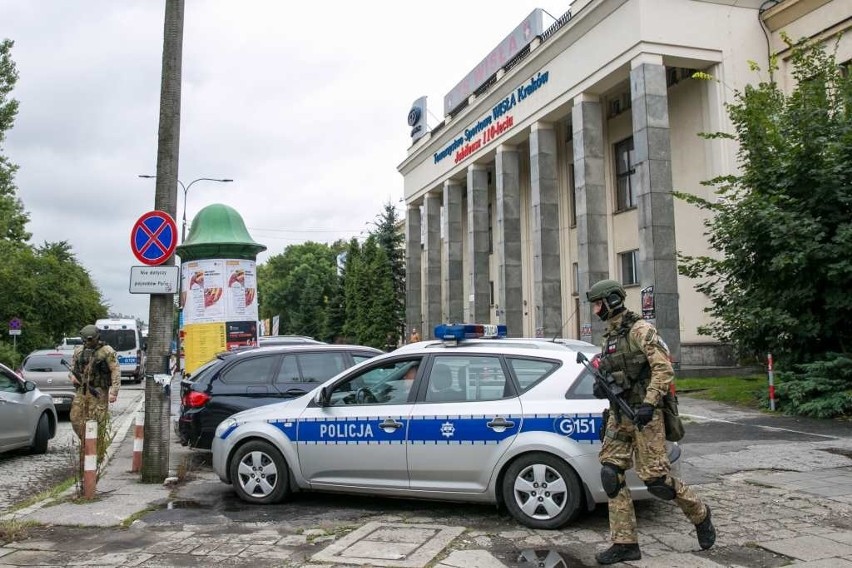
[138,175,233,242]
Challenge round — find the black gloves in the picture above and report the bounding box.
[635,403,655,428]
[593,381,608,399]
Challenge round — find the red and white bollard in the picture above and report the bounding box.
[83,420,98,499]
[767,353,776,411]
[131,411,144,473]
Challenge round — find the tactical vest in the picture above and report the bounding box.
[600,311,651,406]
[75,343,112,389]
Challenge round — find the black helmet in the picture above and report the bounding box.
[80,324,99,341]
[586,279,626,321]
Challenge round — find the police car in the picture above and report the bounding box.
[211,323,680,529]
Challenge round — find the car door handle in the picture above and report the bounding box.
[282,388,307,397]
[487,417,516,429]
[379,418,403,430]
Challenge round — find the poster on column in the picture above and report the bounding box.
[183,322,226,374]
[224,260,258,319]
[182,259,259,324]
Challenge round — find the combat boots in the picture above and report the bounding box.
[595,543,641,565]
[695,505,716,550]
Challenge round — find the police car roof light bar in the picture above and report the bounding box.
[434,323,508,342]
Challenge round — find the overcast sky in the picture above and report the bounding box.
[3,1,572,323]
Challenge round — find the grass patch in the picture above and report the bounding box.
[676,375,767,408]
[0,518,40,545]
[7,477,76,513]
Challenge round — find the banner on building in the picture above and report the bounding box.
[641,285,656,320]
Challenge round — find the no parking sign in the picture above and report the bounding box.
[130,211,177,266]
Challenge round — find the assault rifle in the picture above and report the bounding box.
[61,359,101,398]
[576,351,641,431]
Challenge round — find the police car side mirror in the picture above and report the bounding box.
[315,386,330,407]
[576,352,587,364]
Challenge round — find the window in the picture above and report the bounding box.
[615,137,636,211]
[488,203,493,254]
[565,367,596,399]
[620,249,639,286]
[327,359,421,406]
[425,355,510,403]
[23,356,65,372]
[298,352,347,383]
[275,355,300,383]
[0,368,21,393]
[572,263,579,297]
[507,357,560,392]
[568,164,577,227]
[221,355,278,385]
[100,329,138,352]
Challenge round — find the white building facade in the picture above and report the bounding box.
[397,0,851,366]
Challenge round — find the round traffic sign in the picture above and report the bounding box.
[131,211,177,266]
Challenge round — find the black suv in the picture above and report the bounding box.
[177,344,382,449]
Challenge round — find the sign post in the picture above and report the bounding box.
[130,211,177,267]
[8,317,21,351]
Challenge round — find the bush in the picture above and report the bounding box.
[0,341,22,370]
[776,353,852,418]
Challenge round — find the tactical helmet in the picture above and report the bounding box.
[80,324,99,341]
[586,279,627,321]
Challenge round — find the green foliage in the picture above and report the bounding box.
[0,39,30,243]
[0,40,108,367]
[257,242,338,340]
[678,38,852,365]
[776,354,852,418]
[675,375,765,408]
[257,201,406,349]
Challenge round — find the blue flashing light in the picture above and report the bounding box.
[434,323,507,341]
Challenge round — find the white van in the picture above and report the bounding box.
[95,318,145,383]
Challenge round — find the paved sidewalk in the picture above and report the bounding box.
[2,393,852,567]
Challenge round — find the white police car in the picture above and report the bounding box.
[211,323,680,529]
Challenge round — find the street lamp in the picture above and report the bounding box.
[137,175,233,242]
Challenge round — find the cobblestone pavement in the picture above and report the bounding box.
[0,385,143,511]
[2,393,852,567]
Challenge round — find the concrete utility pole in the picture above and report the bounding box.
[142,0,184,483]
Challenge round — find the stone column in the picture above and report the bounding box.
[423,192,443,338]
[467,165,490,323]
[631,54,681,364]
[572,94,609,345]
[443,180,464,324]
[405,203,422,338]
[495,145,523,335]
[529,122,562,337]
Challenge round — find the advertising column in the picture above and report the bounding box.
[175,204,266,374]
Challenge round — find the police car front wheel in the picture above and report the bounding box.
[502,452,583,529]
[229,440,291,504]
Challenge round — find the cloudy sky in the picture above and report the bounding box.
[3,0,572,322]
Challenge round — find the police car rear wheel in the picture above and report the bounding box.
[229,440,290,504]
[502,452,582,529]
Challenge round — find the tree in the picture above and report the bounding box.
[370,200,406,347]
[257,242,338,340]
[0,39,31,243]
[678,38,852,366]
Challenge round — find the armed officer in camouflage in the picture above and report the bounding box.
[69,324,120,442]
[587,279,715,565]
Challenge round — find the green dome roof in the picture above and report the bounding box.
[175,203,266,261]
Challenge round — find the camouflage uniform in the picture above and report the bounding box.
[598,310,707,544]
[69,341,120,440]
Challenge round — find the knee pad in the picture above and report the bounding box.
[601,463,625,498]
[645,476,676,500]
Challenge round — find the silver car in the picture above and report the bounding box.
[20,349,75,413]
[212,325,680,529]
[0,361,58,455]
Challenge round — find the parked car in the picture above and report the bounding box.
[20,349,75,413]
[0,361,58,455]
[178,344,382,449]
[56,336,83,352]
[211,323,681,530]
[258,335,324,347]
